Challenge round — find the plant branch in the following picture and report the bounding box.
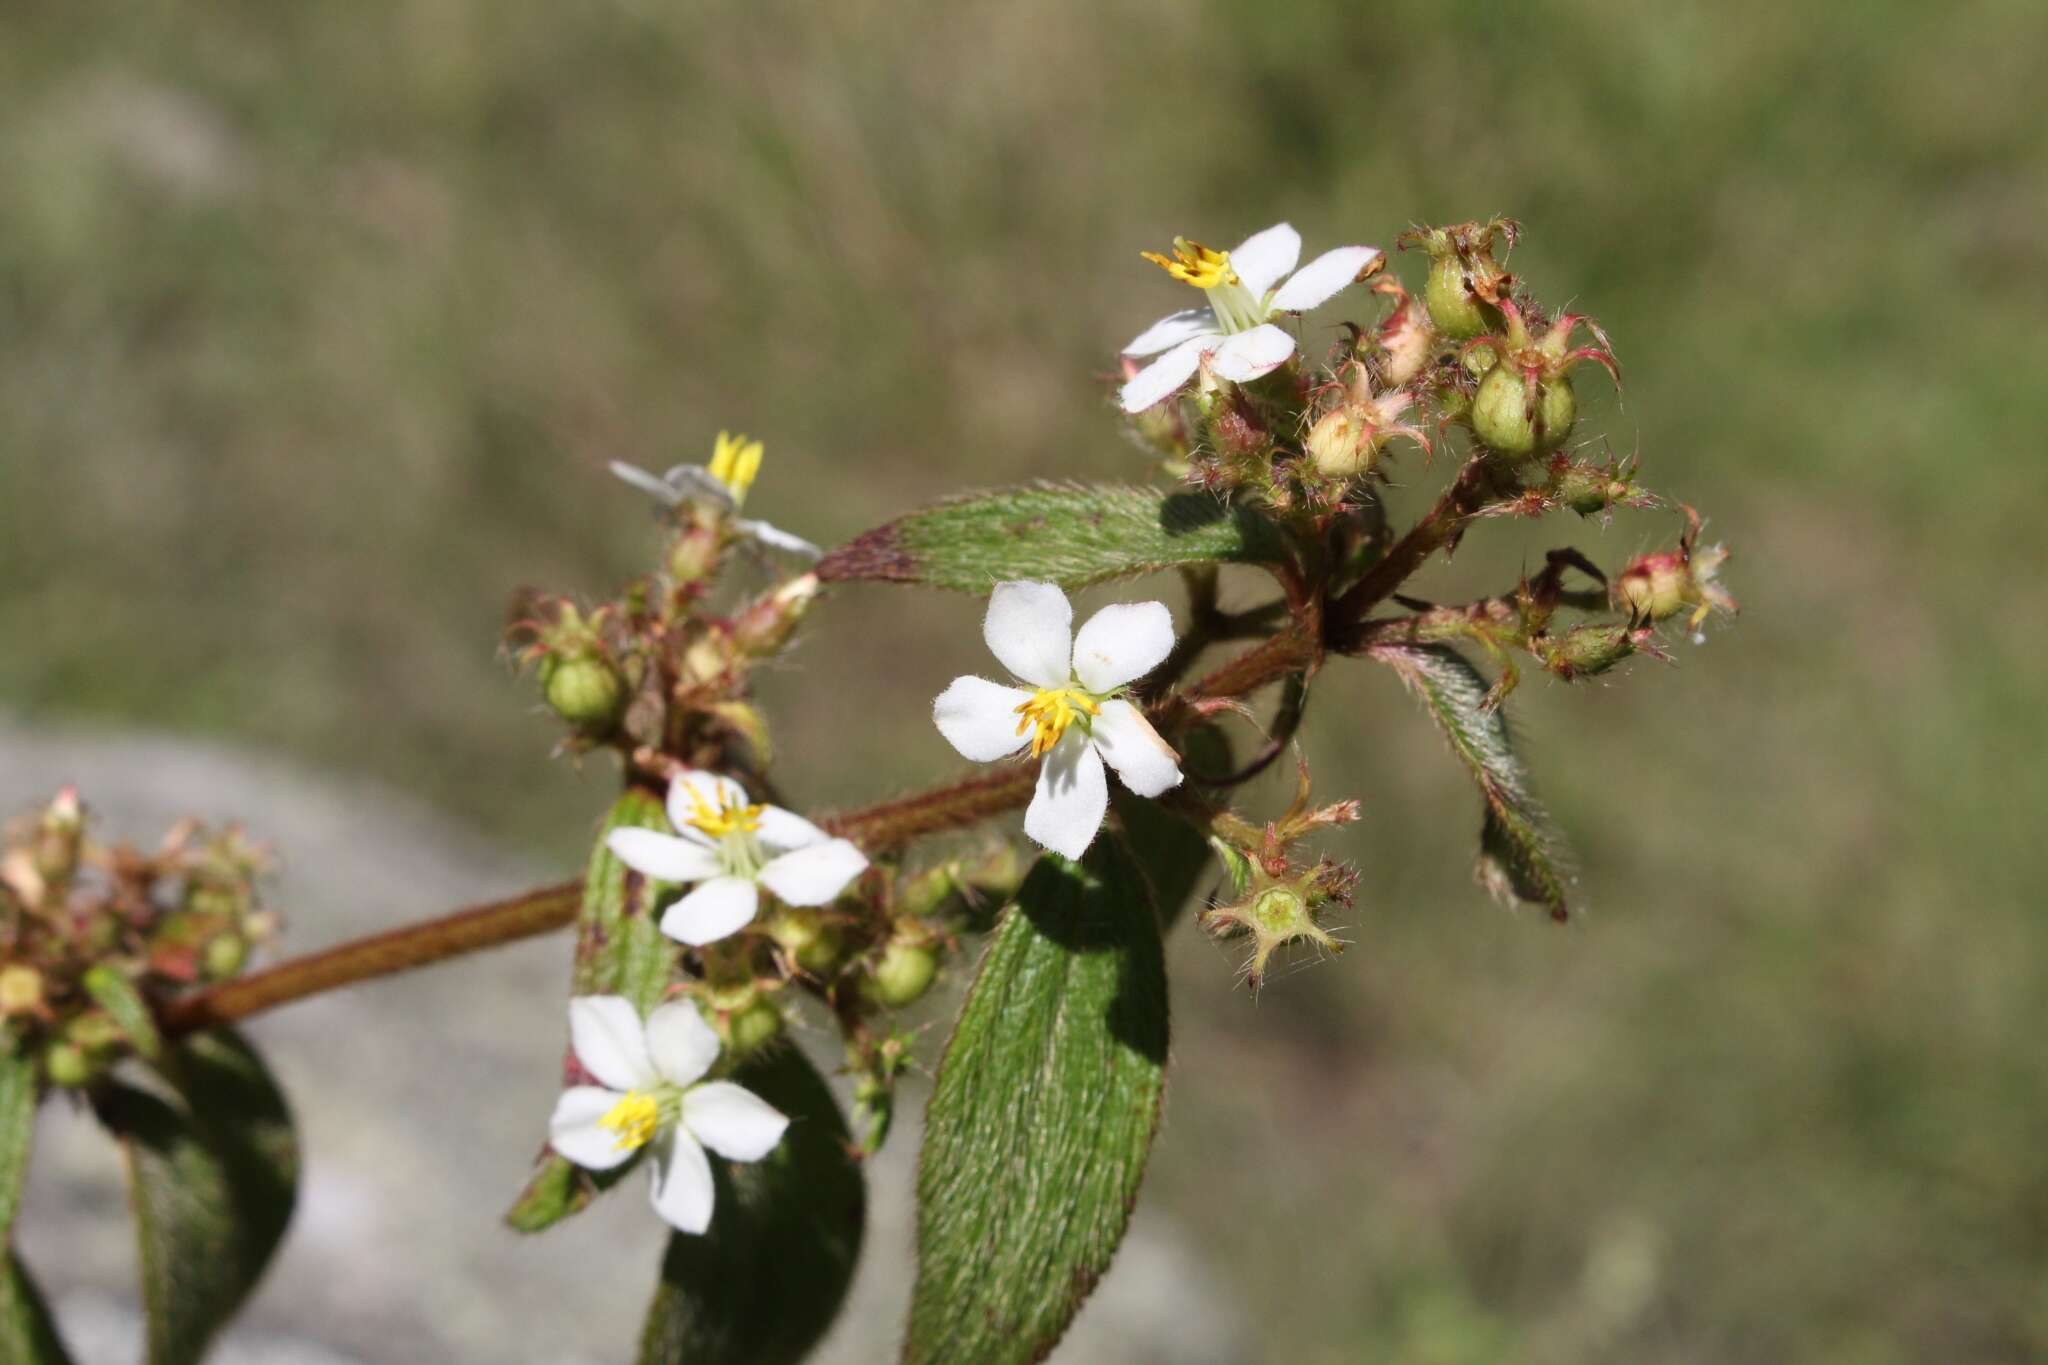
[161,879,582,1038]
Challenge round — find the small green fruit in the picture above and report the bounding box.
[863,941,939,1009]
[725,999,785,1055]
[1425,254,1489,339]
[542,655,624,731]
[1471,365,1575,457]
[203,932,249,981]
[43,1041,95,1088]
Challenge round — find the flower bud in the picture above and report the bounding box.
[203,931,250,981]
[1613,552,1689,622]
[33,787,84,886]
[1404,219,1517,341]
[1471,364,1575,458]
[43,1040,96,1088]
[1425,253,1489,339]
[1305,365,1428,481]
[667,523,722,587]
[765,906,845,977]
[730,574,819,659]
[1543,623,1641,679]
[0,964,44,1017]
[863,936,939,1009]
[1372,279,1436,387]
[542,654,625,733]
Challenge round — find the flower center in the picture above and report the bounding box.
[1014,687,1101,758]
[1142,237,1237,289]
[598,1090,664,1152]
[1141,236,1267,335]
[685,787,764,841]
[706,430,764,506]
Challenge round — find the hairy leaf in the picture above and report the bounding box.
[1370,643,1573,918]
[818,483,1288,592]
[83,965,162,1062]
[904,840,1169,1364]
[0,1048,34,1239]
[638,1047,865,1365]
[510,789,682,1232]
[0,1253,71,1364]
[97,1029,299,1365]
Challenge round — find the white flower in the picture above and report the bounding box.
[1119,224,1383,413]
[548,995,789,1235]
[606,771,868,946]
[610,430,821,558]
[932,581,1183,860]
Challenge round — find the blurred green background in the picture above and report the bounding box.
[4,0,2045,1360]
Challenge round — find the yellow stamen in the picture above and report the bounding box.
[1014,688,1101,759]
[684,785,764,840]
[598,1091,661,1152]
[707,430,765,503]
[1140,237,1238,290]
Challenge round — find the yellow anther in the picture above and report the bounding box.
[1013,688,1101,759]
[707,431,765,503]
[684,785,765,840]
[1140,237,1238,290]
[598,1091,662,1151]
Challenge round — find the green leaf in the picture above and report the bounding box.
[1369,643,1573,919]
[0,1253,72,1364]
[83,965,162,1062]
[573,788,684,1008]
[509,789,683,1233]
[638,1046,865,1365]
[818,483,1289,592]
[96,1029,299,1365]
[0,1048,36,1239]
[904,839,1170,1365]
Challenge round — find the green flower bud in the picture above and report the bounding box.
[1471,365,1575,458]
[43,1041,95,1088]
[203,932,249,981]
[1425,253,1489,340]
[0,964,43,1017]
[725,998,785,1055]
[1614,553,1689,622]
[542,655,625,732]
[766,907,846,977]
[863,940,939,1009]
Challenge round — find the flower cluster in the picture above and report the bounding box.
[0,789,275,1087]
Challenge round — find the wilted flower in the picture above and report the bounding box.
[610,431,821,558]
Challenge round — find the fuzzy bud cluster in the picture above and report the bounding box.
[0,790,274,1088]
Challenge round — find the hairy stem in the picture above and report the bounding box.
[161,880,582,1037]
[1331,455,1496,624]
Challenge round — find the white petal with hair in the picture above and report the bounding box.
[547,1086,638,1171]
[1072,601,1177,694]
[569,995,657,1092]
[1210,325,1297,382]
[757,839,869,906]
[645,1001,721,1088]
[1090,701,1184,798]
[1026,732,1109,860]
[982,580,1072,689]
[650,1131,716,1235]
[659,876,761,947]
[1229,222,1303,298]
[604,828,721,883]
[1119,336,1214,414]
[1268,245,1382,312]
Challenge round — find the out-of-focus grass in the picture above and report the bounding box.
[3,0,2045,1359]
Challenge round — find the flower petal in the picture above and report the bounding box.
[933,676,1034,762]
[1123,308,1220,358]
[758,839,868,907]
[1091,700,1183,798]
[1210,324,1296,382]
[569,995,657,1092]
[658,876,760,946]
[609,461,683,506]
[983,580,1073,689]
[1268,245,1383,313]
[1071,600,1176,693]
[646,1000,722,1088]
[1024,732,1109,860]
[755,804,829,852]
[1118,334,1211,413]
[667,770,751,837]
[735,517,823,559]
[650,1130,716,1235]
[548,1085,639,1171]
[683,1081,791,1161]
[605,828,720,884]
[1230,222,1302,299]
